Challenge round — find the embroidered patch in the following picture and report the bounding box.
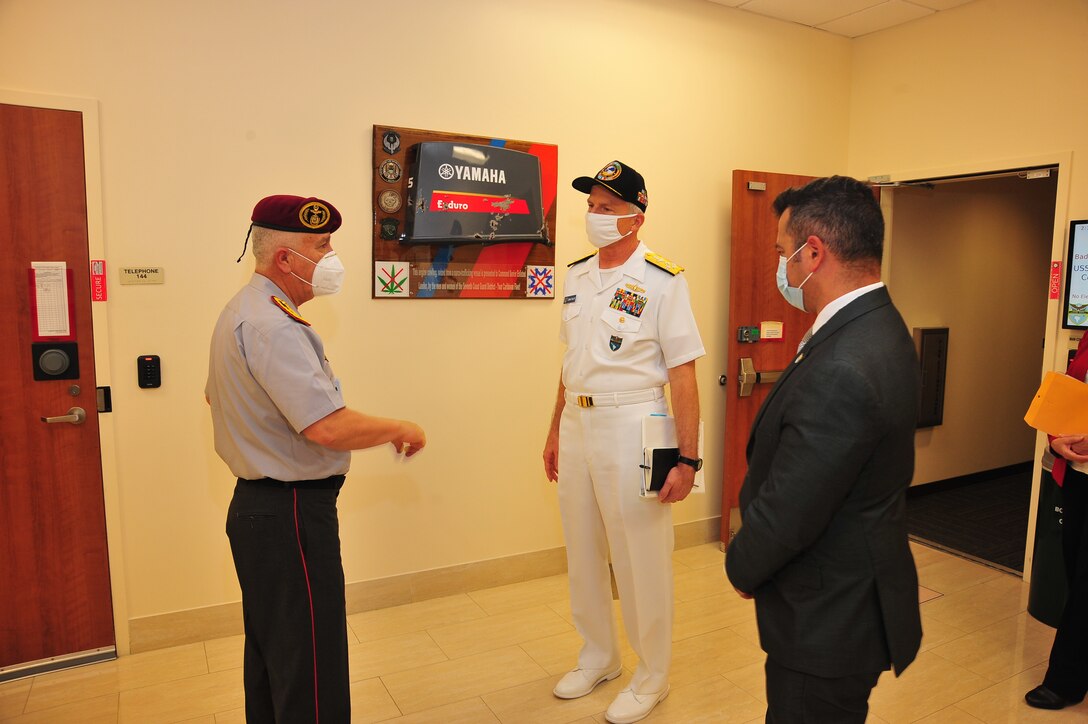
[382,129,401,155]
[298,202,330,229]
[596,161,622,181]
[609,335,623,351]
[609,287,647,317]
[379,217,400,241]
[378,158,402,183]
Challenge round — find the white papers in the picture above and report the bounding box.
[31,261,70,337]
[640,414,704,498]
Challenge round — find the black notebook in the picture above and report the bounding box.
[646,447,680,492]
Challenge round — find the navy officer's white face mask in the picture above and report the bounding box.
[776,242,813,312]
[585,212,638,249]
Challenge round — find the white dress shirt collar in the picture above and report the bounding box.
[811,281,885,336]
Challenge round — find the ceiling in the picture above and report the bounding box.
[705,0,977,38]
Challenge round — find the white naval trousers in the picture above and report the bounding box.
[558,396,674,695]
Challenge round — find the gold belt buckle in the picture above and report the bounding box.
[577,395,593,408]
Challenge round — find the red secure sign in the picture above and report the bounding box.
[90,259,107,301]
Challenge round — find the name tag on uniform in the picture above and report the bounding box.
[564,294,577,304]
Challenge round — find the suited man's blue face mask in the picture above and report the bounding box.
[776,242,813,312]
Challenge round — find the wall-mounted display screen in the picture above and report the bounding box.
[1063,220,1088,329]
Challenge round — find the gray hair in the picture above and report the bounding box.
[251,226,298,267]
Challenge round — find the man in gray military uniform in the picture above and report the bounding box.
[206,195,425,723]
[543,162,705,724]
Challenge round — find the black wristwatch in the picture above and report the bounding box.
[677,455,703,472]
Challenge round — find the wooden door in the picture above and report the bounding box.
[721,170,816,543]
[0,103,115,676]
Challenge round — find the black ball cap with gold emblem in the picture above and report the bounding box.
[572,160,648,212]
[251,195,342,234]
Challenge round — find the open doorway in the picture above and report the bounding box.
[883,169,1058,573]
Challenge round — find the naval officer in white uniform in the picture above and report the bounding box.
[542,161,705,724]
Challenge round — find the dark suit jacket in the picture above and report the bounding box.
[726,286,922,678]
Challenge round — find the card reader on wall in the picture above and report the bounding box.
[137,355,161,388]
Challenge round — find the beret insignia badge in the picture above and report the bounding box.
[299,201,330,230]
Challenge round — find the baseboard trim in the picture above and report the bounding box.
[908,461,1032,497]
[128,515,722,654]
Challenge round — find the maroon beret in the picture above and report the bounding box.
[251,195,342,234]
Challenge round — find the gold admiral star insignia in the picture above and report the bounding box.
[271,295,311,326]
[645,252,684,276]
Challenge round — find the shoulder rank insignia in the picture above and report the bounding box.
[645,252,684,275]
[271,295,310,326]
[567,252,598,268]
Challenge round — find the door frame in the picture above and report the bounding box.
[862,150,1074,583]
[1,89,130,654]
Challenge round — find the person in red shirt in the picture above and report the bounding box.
[1026,332,1088,710]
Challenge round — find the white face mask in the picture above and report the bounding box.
[776,242,813,311]
[289,248,345,296]
[585,212,638,249]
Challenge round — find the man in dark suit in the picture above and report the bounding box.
[725,175,922,723]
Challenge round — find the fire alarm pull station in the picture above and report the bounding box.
[137,355,161,388]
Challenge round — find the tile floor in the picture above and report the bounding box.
[2,542,1085,723]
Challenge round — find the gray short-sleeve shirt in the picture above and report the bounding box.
[206,274,350,480]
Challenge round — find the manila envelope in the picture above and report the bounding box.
[1024,371,1088,435]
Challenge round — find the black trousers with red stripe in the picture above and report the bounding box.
[227,477,350,724]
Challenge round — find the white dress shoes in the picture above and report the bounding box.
[552,666,622,699]
[605,685,670,723]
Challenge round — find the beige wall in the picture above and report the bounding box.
[848,0,1088,351]
[886,176,1056,484]
[6,0,1084,637]
[0,0,853,625]
[848,0,1087,189]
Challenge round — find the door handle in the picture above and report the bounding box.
[738,358,783,398]
[41,406,87,425]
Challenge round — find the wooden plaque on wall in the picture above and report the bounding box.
[372,124,557,299]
